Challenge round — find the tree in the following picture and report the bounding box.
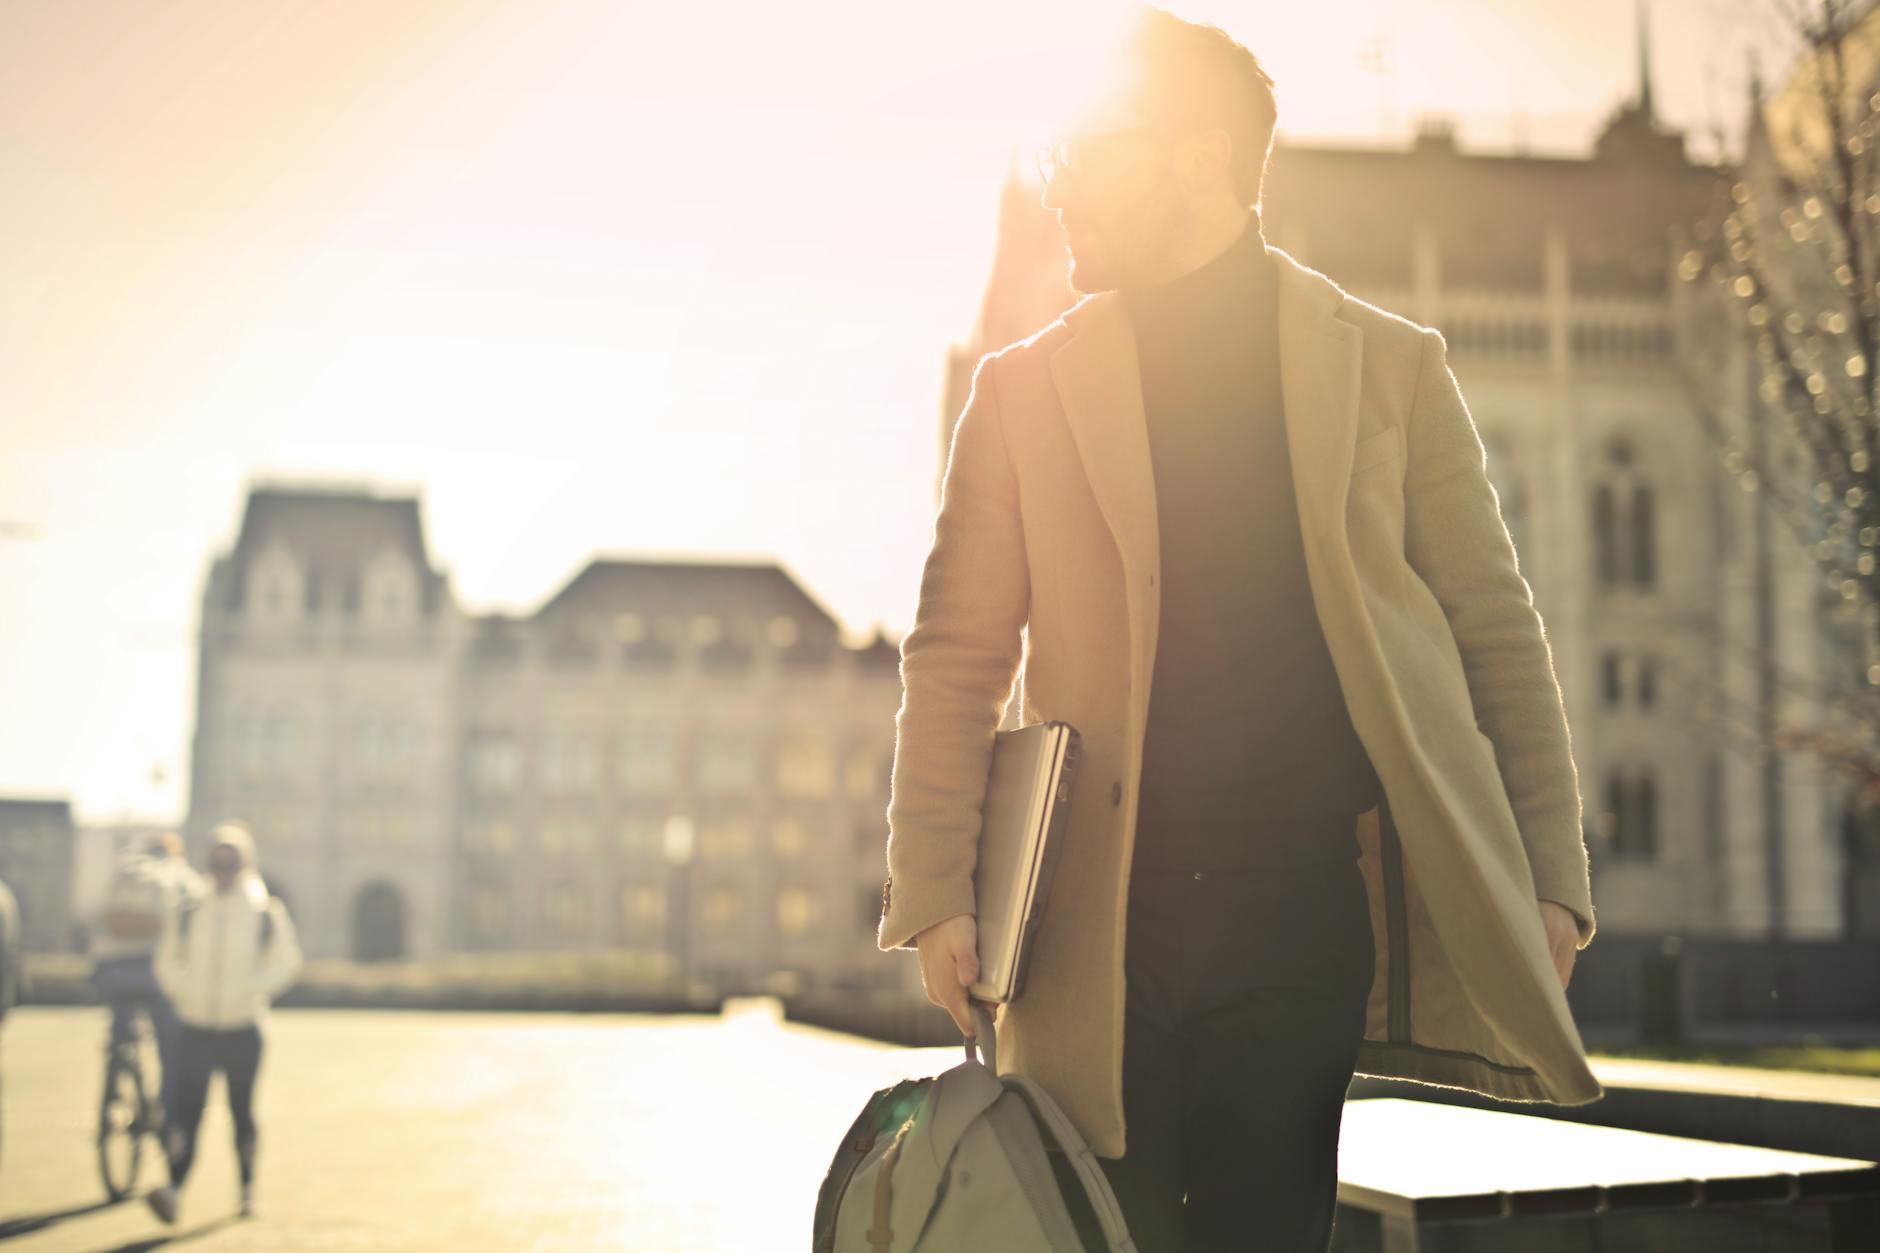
[1683,0,1880,810]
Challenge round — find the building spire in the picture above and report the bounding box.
[1636,0,1656,121]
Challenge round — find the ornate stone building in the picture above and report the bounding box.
[187,486,909,993]
[943,69,1867,937]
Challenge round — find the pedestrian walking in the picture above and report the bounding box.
[90,833,200,1126]
[877,8,1599,1249]
[146,823,302,1225]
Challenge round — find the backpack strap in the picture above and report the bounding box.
[969,1004,1138,1253]
[1003,1075,1139,1253]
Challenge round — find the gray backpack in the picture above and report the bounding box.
[814,1005,1137,1252]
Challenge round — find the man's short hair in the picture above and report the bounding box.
[1130,7,1279,208]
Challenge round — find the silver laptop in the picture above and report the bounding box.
[969,720,1082,1005]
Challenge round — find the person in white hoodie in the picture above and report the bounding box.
[147,823,302,1225]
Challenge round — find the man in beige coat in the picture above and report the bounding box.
[879,7,1600,1249]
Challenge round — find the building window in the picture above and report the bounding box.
[476,820,518,855]
[621,883,666,934]
[352,812,416,845]
[233,711,299,781]
[774,733,836,798]
[618,813,666,859]
[770,818,808,858]
[356,717,418,782]
[545,881,589,937]
[1638,655,1657,708]
[1601,653,1622,707]
[249,548,303,623]
[1631,484,1656,588]
[538,818,595,859]
[702,885,742,933]
[767,616,800,649]
[469,733,521,794]
[1602,767,1659,862]
[618,728,678,795]
[362,552,418,626]
[697,814,753,859]
[777,886,821,938]
[540,732,597,795]
[697,731,756,795]
[1594,484,1620,585]
[845,747,885,799]
[471,885,510,941]
[1593,436,1656,590]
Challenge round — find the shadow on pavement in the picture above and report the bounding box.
[0,1199,124,1240]
[94,1216,238,1252]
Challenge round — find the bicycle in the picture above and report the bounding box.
[97,1009,164,1201]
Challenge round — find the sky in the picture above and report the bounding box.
[1,0,1797,823]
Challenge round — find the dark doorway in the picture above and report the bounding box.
[350,880,407,962]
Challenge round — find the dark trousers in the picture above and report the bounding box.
[166,1023,264,1188]
[92,955,182,1120]
[1053,830,1376,1253]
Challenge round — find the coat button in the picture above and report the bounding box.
[1110,781,1122,807]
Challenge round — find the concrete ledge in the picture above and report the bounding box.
[1348,1058,1880,1162]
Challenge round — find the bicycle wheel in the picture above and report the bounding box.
[97,1051,145,1201]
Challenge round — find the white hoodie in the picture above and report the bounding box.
[155,827,303,1029]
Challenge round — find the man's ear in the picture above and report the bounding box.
[1177,127,1235,196]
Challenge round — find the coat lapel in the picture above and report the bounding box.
[1271,246,1366,570]
[1048,294,1158,587]
[1046,246,1366,683]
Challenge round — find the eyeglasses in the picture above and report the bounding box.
[1034,124,1169,184]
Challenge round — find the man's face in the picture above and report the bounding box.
[208,845,241,889]
[1039,113,1199,293]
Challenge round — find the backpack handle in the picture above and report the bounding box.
[965,1001,998,1072]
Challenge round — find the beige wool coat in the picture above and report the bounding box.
[878,242,1603,1160]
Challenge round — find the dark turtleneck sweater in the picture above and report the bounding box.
[1120,217,1381,872]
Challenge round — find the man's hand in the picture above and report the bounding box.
[914,914,987,1036]
[1538,899,1579,991]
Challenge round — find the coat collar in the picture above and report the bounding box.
[1047,243,1365,586]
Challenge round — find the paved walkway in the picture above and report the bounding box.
[0,1003,960,1251]
[7,1004,1876,1250]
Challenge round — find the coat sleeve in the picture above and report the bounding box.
[259,898,303,1001]
[1402,327,1597,949]
[878,354,1030,952]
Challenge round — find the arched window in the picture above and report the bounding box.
[1631,484,1656,588]
[248,547,303,624]
[1605,766,1659,862]
[1594,484,1620,585]
[1631,771,1659,860]
[1593,435,1657,590]
[361,550,418,626]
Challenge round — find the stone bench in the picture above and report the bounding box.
[1334,1097,1880,1252]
